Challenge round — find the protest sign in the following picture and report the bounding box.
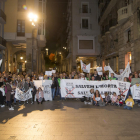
[15,88,32,101]
[45,71,52,76]
[131,84,140,99]
[52,70,56,73]
[61,79,130,98]
[80,60,90,73]
[96,67,102,72]
[33,80,52,101]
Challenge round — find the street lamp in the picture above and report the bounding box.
[46,48,48,55]
[28,12,38,72]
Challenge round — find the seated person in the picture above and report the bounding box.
[84,89,94,105]
[93,90,105,106]
[124,95,134,110]
[104,92,111,105]
[36,87,44,104]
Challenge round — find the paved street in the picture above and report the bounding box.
[0,99,140,140]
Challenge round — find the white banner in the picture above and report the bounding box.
[33,80,52,101]
[80,60,90,73]
[0,59,2,66]
[45,71,52,76]
[61,79,130,98]
[96,67,102,72]
[131,84,140,99]
[108,63,131,81]
[15,88,32,101]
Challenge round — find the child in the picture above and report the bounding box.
[116,95,123,107]
[111,92,117,105]
[84,89,94,105]
[104,92,111,105]
[124,95,134,110]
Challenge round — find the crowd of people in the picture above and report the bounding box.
[0,70,139,111]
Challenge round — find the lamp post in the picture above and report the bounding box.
[28,13,38,72]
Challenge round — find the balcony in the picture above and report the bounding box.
[0,9,6,24]
[105,25,110,34]
[0,36,6,49]
[79,8,91,14]
[118,4,133,24]
[109,18,117,30]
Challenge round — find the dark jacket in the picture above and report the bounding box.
[104,95,111,103]
[51,80,58,88]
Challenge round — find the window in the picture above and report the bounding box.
[128,30,131,42]
[39,0,42,12]
[17,20,25,36]
[79,40,93,49]
[82,4,88,13]
[18,0,26,11]
[82,19,88,29]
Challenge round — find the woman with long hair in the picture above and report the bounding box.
[36,87,44,104]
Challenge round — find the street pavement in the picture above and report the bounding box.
[0,98,140,140]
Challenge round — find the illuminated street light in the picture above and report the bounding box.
[20,56,23,60]
[25,60,27,63]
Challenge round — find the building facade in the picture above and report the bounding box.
[4,0,46,73]
[0,0,6,72]
[98,0,140,72]
[57,0,100,73]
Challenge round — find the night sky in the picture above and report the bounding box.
[46,0,68,42]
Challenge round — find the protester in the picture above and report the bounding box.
[124,95,134,110]
[51,77,57,100]
[84,89,94,105]
[109,73,117,80]
[131,72,140,86]
[36,87,44,104]
[92,70,100,81]
[104,92,111,105]
[128,73,133,83]
[5,82,14,110]
[24,77,34,104]
[93,90,105,106]
[116,95,123,107]
[111,92,117,105]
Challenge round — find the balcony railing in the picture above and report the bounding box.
[0,9,6,22]
[118,4,133,24]
[79,8,91,13]
[109,18,117,28]
[0,36,6,47]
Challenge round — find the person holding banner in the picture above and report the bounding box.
[93,90,105,106]
[92,70,100,81]
[58,74,65,100]
[51,77,57,100]
[24,77,34,104]
[36,87,44,104]
[109,73,117,80]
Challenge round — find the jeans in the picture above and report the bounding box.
[31,93,35,103]
[124,106,132,110]
[51,88,55,100]
[14,98,21,103]
[59,88,65,100]
[56,87,59,96]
